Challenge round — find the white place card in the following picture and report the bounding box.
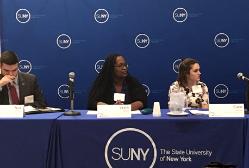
[0,105,24,118]
[209,104,244,117]
[97,104,131,118]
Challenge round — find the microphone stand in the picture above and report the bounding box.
[64,76,80,116]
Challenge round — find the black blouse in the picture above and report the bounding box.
[87,76,147,110]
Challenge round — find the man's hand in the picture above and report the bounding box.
[0,75,15,87]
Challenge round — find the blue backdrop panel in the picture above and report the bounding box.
[1,0,249,109]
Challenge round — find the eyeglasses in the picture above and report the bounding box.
[114,63,128,68]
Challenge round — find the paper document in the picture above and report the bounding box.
[132,110,141,114]
[87,110,98,115]
[24,105,38,113]
[24,106,63,114]
[189,110,209,115]
[87,110,141,115]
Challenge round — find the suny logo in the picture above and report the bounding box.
[19,60,32,73]
[214,33,229,48]
[58,84,69,98]
[214,84,229,98]
[173,58,183,73]
[173,8,188,23]
[94,9,109,23]
[95,59,105,73]
[135,34,150,48]
[16,9,31,23]
[57,34,72,49]
[105,128,157,168]
[142,84,151,96]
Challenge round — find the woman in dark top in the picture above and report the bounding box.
[87,53,147,110]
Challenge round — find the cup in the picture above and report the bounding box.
[168,101,182,114]
[153,102,161,117]
[169,92,185,114]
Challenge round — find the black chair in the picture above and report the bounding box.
[203,161,236,168]
[246,82,249,112]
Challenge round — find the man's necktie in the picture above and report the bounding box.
[8,83,19,104]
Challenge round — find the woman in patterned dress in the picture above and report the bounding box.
[168,58,209,109]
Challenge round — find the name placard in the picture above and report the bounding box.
[97,104,131,118]
[209,104,244,117]
[0,105,24,118]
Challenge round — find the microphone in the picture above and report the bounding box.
[64,72,80,116]
[237,72,249,82]
[68,72,75,100]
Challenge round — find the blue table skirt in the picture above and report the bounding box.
[0,110,247,168]
[0,112,63,168]
[55,110,245,168]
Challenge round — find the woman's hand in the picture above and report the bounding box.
[115,100,124,105]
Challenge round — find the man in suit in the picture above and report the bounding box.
[0,50,46,107]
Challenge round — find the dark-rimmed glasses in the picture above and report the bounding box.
[114,63,128,68]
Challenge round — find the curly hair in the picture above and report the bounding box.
[87,53,122,109]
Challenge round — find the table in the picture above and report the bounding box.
[55,110,245,168]
[244,115,249,168]
[0,112,63,168]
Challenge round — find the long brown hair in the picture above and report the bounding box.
[177,58,199,87]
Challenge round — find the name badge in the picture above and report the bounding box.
[114,93,125,102]
[25,95,34,104]
[192,85,202,93]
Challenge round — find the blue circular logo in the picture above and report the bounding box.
[95,60,105,73]
[19,60,32,73]
[58,84,69,98]
[214,33,229,48]
[214,84,229,98]
[173,8,188,23]
[142,84,150,96]
[57,34,72,49]
[94,9,109,23]
[105,128,157,168]
[135,34,150,48]
[16,9,31,23]
[173,59,183,73]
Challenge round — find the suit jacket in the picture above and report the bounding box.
[0,72,46,107]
